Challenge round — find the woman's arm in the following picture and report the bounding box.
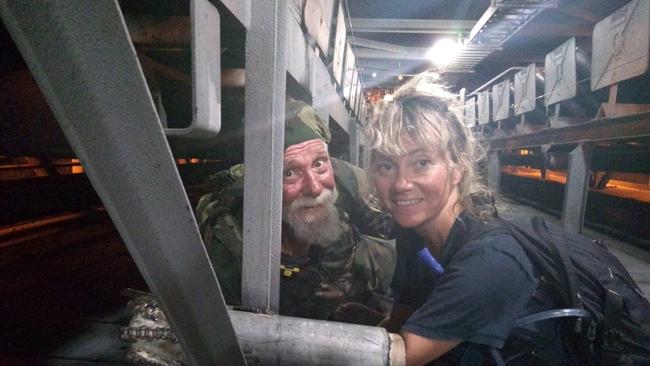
[401,331,459,366]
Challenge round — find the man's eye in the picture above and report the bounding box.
[284,170,295,178]
[314,160,324,168]
[417,159,431,168]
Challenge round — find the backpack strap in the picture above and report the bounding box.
[600,289,624,361]
[500,217,589,337]
[538,218,581,310]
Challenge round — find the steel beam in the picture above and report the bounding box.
[219,0,251,29]
[348,36,426,55]
[562,144,592,233]
[488,111,650,150]
[350,18,474,34]
[242,0,287,313]
[350,117,360,166]
[356,48,427,60]
[0,1,245,365]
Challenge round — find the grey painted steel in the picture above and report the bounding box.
[562,144,593,233]
[286,11,310,86]
[330,102,351,134]
[356,48,427,60]
[342,44,356,106]
[545,38,577,107]
[219,0,251,29]
[164,0,221,140]
[229,310,404,365]
[0,1,246,365]
[242,0,287,313]
[332,2,347,85]
[308,49,350,133]
[349,70,359,110]
[469,67,523,96]
[591,0,649,91]
[478,90,491,125]
[492,79,511,122]
[309,55,332,123]
[464,97,477,127]
[514,63,537,116]
[487,151,501,191]
[349,36,427,56]
[350,18,474,34]
[304,0,335,56]
[447,2,555,72]
[350,117,360,166]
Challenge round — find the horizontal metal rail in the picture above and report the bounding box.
[488,111,650,150]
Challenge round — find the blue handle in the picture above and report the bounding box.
[416,247,445,274]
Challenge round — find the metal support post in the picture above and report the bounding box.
[242,0,287,313]
[0,1,245,364]
[350,118,360,165]
[487,151,501,191]
[561,143,593,233]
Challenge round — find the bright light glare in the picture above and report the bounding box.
[398,75,403,81]
[426,38,462,67]
[383,94,394,102]
[372,72,377,78]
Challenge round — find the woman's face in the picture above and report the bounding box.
[372,136,460,230]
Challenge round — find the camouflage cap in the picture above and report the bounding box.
[284,101,331,148]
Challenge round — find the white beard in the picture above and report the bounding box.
[283,188,346,246]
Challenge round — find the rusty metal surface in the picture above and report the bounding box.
[591,0,649,91]
[514,63,537,115]
[488,111,650,150]
[545,37,577,106]
[478,89,490,125]
[492,79,511,121]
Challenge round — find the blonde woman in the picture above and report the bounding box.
[365,73,564,365]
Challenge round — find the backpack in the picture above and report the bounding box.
[499,216,650,365]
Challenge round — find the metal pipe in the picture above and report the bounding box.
[230,310,406,366]
[469,67,525,96]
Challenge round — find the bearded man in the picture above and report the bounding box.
[195,101,395,325]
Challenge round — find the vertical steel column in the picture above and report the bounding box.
[0,1,246,365]
[350,118,360,165]
[561,144,593,233]
[242,0,287,312]
[487,151,501,191]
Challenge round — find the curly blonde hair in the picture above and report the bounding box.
[364,72,493,218]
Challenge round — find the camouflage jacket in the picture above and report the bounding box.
[195,158,395,325]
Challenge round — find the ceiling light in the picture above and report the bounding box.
[426,38,462,67]
[398,75,403,81]
[372,72,377,78]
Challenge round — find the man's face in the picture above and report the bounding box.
[282,139,336,223]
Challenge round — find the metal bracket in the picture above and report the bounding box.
[164,0,222,140]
